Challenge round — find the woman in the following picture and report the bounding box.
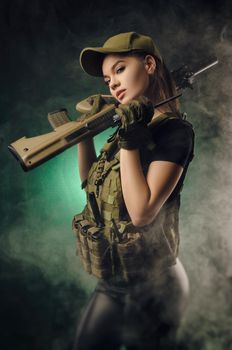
[72,32,195,350]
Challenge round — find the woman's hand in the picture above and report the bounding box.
[115,96,154,150]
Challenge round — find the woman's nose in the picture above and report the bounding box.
[109,78,120,91]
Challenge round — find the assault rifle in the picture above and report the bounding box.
[8,57,218,171]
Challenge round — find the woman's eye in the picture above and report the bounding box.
[116,66,125,74]
[104,67,125,86]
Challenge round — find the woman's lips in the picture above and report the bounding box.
[117,90,126,100]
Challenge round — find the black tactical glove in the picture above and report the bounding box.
[115,96,155,150]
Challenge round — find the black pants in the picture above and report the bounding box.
[73,259,189,350]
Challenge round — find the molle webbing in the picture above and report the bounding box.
[73,113,188,281]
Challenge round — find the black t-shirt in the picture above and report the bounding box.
[141,113,195,200]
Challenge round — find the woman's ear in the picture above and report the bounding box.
[144,55,156,75]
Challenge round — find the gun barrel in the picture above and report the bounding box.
[193,59,219,77]
[172,56,219,90]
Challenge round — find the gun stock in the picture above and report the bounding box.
[8,102,119,171]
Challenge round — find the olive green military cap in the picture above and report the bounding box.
[80,31,162,77]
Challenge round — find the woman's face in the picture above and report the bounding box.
[102,54,155,104]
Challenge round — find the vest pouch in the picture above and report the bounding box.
[87,227,112,280]
[117,232,145,282]
[72,214,92,274]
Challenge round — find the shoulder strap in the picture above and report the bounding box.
[99,141,112,154]
[149,112,194,136]
[148,112,180,131]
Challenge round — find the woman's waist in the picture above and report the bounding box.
[95,258,189,299]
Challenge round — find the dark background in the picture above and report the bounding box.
[1,0,232,349]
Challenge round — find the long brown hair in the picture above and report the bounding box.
[115,50,180,116]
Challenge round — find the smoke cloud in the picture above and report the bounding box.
[1,0,232,349]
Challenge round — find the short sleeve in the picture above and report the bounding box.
[150,118,194,168]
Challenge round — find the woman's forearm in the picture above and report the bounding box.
[77,138,97,182]
[120,149,151,226]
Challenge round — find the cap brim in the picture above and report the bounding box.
[79,47,132,77]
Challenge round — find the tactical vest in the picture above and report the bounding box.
[72,113,194,283]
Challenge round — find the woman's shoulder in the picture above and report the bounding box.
[150,112,194,140]
[148,112,195,168]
